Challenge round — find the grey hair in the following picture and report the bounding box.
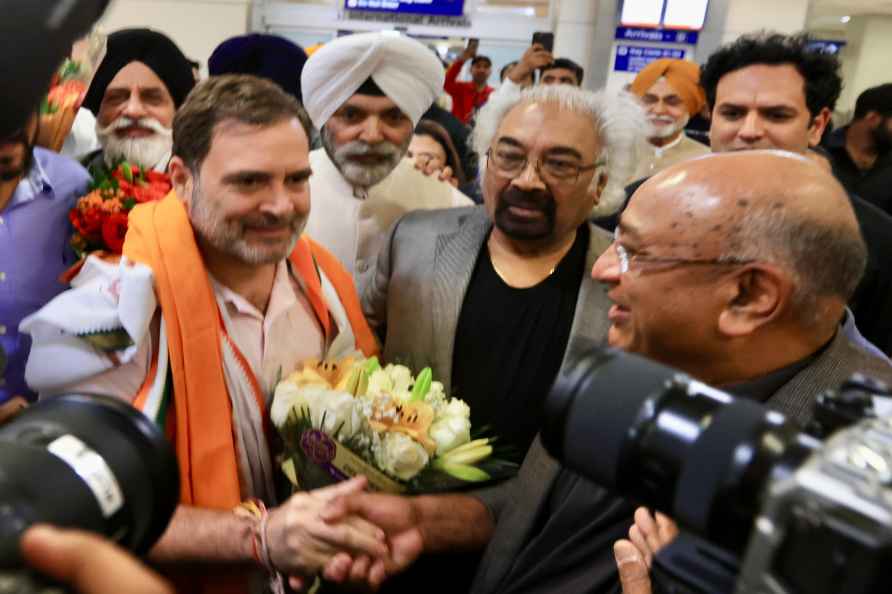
[719,205,867,323]
[471,84,647,217]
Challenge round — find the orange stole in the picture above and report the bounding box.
[124,193,378,592]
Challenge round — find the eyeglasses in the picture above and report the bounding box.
[487,147,603,184]
[612,230,754,275]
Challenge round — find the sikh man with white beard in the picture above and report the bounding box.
[301,32,473,289]
[627,59,710,182]
[81,29,195,172]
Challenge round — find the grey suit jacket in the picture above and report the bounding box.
[470,328,892,594]
[361,205,614,395]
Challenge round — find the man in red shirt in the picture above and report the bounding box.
[444,46,493,124]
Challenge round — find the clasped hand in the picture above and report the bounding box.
[266,476,423,592]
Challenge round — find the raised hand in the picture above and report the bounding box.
[613,507,679,594]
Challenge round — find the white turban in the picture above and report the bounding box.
[301,32,445,130]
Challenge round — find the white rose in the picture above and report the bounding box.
[388,365,414,394]
[374,432,430,481]
[442,398,471,421]
[271,381,310,429]
[429,415,471,455]
[309,389,364,441]
[367,369,394,397]
[425,381,446,409]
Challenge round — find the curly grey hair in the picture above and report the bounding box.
[471,84,647,217]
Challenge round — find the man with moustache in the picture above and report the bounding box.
[22,75,387,593]
[300,32,472,288]
[0,113,89,408]
[823,83,892,214]
[315,84,642,594]
[628,59,710,181]
[81,28,195,172]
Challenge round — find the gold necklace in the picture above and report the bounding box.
[489,253,556,287]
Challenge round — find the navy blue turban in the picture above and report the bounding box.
[208,34,308,103]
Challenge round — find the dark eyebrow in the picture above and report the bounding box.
[543,147,584,160]
[495,137,525,149]
[287,167,313,181]
[221,170,272,184]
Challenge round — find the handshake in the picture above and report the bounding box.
[261,476,426,592]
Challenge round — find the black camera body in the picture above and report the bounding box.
[0,394,179,593]
[542,347,892,594]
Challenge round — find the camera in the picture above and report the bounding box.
[541,347,892,594]
[0,394,180,592]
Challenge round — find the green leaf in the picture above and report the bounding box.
[123,197,137,210]
[432,461,490,482]
[363,356,381,375]
[438,445,492,465]
[60,59,81,79]
[120,161,134,183]
[77,328,134,352]
[410,367,432,402]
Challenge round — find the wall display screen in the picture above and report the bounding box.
[344,0,465,16]
[619,0,710,30]
[662,0,709,30]
[620,0,663,27]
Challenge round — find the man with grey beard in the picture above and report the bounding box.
[300,32,472,288]
[81,29,195,172]
[627,59,710,182]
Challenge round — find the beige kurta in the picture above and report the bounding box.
[305,148,473,283]
[631,133,711,182]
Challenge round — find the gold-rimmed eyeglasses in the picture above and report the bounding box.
[487,147,604,184]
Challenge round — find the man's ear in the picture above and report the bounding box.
[717,264,792,337]
[589,170,608,205]
[807,107,833,148]
[168,156,194,206]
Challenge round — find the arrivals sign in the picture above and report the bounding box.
[615,26,699,45]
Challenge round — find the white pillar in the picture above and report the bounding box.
[554,0,599,89]
[837,15,892,116]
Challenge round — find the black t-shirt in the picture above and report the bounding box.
[824,126,892,215]
[451,225,590,459]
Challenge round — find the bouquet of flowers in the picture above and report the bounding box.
[36,31,107,152]
[271,356,517,494]
[69,162,172,257]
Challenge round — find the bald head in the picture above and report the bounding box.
[633,150,865,314]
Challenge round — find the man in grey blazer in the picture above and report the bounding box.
[357,83,644,592]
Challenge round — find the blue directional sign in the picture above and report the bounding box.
[615,27,699,45]
[807,39,847,55]
[614,45,686,73]
[344,0,465,17]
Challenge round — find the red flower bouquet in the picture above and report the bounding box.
[69,162,172,257]
[36,31,107,153]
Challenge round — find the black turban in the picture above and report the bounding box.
[208,34,308,103]
[83,28,196,116]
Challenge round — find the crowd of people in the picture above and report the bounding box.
[2,19,892,594]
